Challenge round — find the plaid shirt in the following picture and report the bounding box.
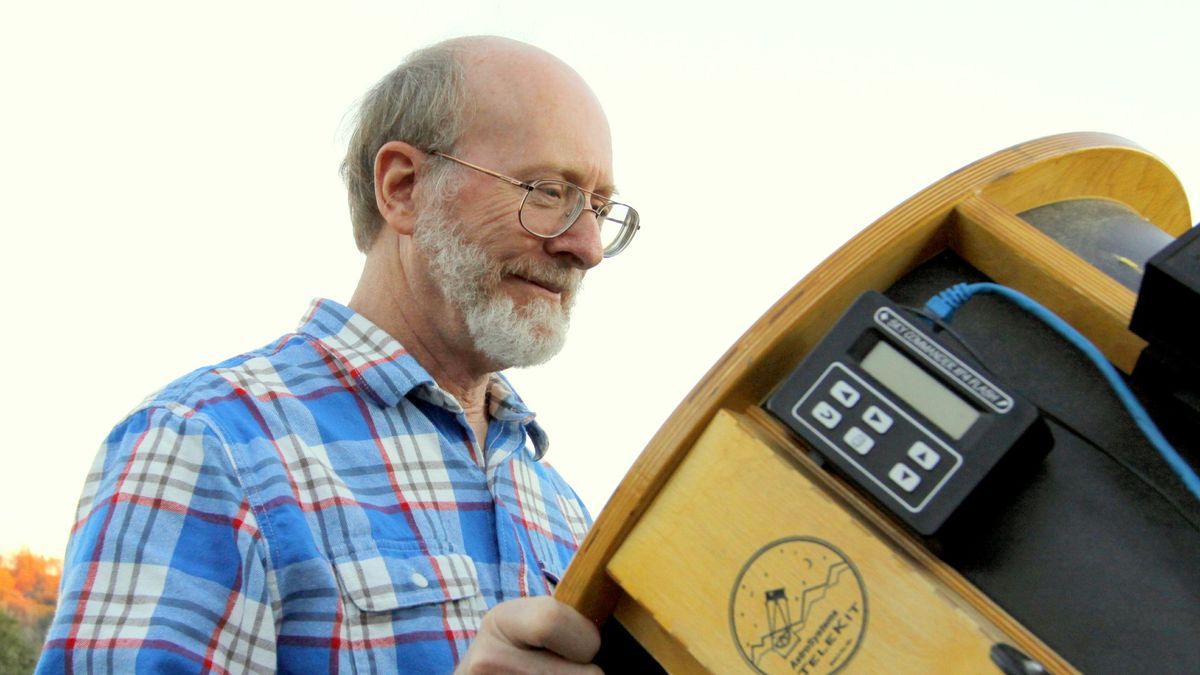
[38,299,592,674]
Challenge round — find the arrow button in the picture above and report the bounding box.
[888,463,921,492]
[830,380,860,408]
[862,405,893,434]
[907,441,940,470]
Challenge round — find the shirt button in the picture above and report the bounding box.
[410,572,430,588]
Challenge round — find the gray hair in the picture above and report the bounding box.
[341,42,468,252]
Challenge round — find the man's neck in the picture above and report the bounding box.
[349,239,495,445]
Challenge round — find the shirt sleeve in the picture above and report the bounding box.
[37,406,277,674]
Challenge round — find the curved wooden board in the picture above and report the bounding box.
[557,132,1192,626]
[980,138,1190,234]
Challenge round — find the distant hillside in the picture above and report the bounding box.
[1,549,61,672]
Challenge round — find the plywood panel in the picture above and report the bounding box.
[607,410,1078,674]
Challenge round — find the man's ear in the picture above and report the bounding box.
[374,141,424,235]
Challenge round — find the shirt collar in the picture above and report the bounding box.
[296,299,548,458]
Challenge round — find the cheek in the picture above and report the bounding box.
[456,196,536,256]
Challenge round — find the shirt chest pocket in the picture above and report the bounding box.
[331,535,484,614]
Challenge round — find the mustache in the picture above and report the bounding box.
[501,258,584,295]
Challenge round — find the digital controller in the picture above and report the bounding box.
[765,291,1051,534]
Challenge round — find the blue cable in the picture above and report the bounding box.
[925,282,1200,504]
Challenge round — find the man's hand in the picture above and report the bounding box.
[455,596,602,674]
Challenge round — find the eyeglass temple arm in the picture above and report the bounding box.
[430,151,533,191]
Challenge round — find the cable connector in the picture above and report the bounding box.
[924,282,975,320]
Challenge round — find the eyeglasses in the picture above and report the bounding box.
[431,151,640,258]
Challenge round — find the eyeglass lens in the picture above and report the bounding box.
[521,181,637,255]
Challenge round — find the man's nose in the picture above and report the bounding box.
[544,209,604,269]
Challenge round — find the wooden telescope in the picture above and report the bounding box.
[556,133,1200,674]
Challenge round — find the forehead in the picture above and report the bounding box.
[456,42,614,189]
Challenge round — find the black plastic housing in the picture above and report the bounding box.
[1131,224,1200,366]
[764,291,1051,535]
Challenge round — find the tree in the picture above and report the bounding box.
[0,549,61,669]
[0,608,36,675]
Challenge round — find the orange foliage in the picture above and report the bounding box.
[0,549,60,631]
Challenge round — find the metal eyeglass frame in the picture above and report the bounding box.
[430,150,639,257]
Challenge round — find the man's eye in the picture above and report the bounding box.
[537,184,565,199]
[528,183,571,208]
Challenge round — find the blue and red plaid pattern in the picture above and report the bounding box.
[38,299,592,674]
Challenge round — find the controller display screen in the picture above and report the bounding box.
[861,339,979,440]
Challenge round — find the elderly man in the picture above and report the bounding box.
[38,36,638,674]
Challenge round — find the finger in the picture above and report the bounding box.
[490,597,602,664]
[458,631,603,675]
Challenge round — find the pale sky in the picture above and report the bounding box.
[3,0,1198,558]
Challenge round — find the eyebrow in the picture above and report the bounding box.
[520,163,619,199]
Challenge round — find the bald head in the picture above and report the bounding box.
[341,36,612,252]
[453,38,612,179]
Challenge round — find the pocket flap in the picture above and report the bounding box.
[331,540,479,613]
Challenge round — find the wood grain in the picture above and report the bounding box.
[949,194,1146,372]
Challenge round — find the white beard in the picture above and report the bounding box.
[412,202,582,369]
